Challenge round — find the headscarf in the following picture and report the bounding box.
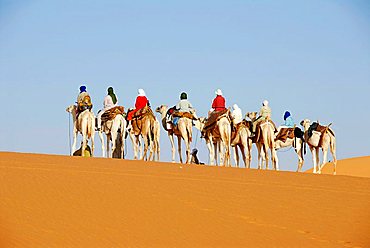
[233,104,239,110]
[138,88,146,96]
[107,87,117,104]
[215,89,223,96]
[284,111,291,120]
[180,92,187,100]
[263,100,269,106]
[80,85,87,93]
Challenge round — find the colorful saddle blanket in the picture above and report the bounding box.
[101,106,125,123]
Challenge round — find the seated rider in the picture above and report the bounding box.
[252,100,277,135]
[96,86,118,131]
[76,85,92,113]
[276,111,295,133]
[231,104,243,127]
[127,88,150,120]
[210,88,226,114]
[173,92,195,125]
[201,89,226,138]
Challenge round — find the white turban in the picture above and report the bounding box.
[263,100,269,106]
[215,89,223,96]
[138,88,146,96]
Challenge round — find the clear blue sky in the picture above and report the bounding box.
[0,0,369,171]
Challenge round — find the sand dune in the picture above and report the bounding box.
[306,156,370,178]
[0,152,369,247]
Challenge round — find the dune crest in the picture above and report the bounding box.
[306,156,370,178]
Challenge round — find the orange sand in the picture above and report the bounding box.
[306,156,370,178]
[0,152,369,247]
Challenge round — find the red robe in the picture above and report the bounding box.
[135,96,148,109]
[127,96,149,120]
[212,95,226,111]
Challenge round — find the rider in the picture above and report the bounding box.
[96,86,118,131]
[276,111,295,133]
[231,104,243,126]
[127,88,150,120]
[76,85,92,113]
[201,89,227,138]
[172,92,195,126]
[283,111,294,128]
[252,100,276,135]
[210,88,226,113]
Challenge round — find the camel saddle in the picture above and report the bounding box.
[130,106,155,136]
[172,111,196,120]
[78,95,93,113]
[275,127,296,143]
[308,122,334,138]
[202,109,229,133]
[101,106,125,124]
[308,122,334,147]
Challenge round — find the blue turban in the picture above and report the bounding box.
[284,111,291,120]
[80,85,87,93]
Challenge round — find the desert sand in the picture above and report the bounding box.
[306,156,370,178]
[0,152,369,247]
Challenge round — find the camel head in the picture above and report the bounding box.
[245,112,257,121]
[300,119,311,131]
[155,105,168,114]
[66,104,76,113]
[193,117,205,131]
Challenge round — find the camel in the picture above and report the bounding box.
[231,122,252,168]
[275,127,305,172]
[194,111,231,166]
[97,113,126,158]
[127,116,160,161]
[66,105,95,157]
[300,119,337,175]
[156,105,193,164]
[127,107,157,161]
[245,112,278,170]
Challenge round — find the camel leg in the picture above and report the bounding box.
[330,137,337,175]
[233,146,239,168]
[128,131,136,159]
[81,131,87,158]
[321,145,329,174]
[315,148,320,174]
[264,145,269,170]
[177,136,183,164]
[296,141,304,172]
[90,131,95,157]
[241,145,247,168]
[141,135,149,160]
[256,143,262,169]
[244,145,251,169]
[206,140,214,165]
[311,147,317,173]
[215,141,219,166]
[98,131,105,157]
[121,134,125,159]
[71,130,78,155]
[106,134,111,158]
[168,134,176,163]
[272,148,279,170]
[296,146,304,172]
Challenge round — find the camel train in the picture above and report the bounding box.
[66,95,336,175]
